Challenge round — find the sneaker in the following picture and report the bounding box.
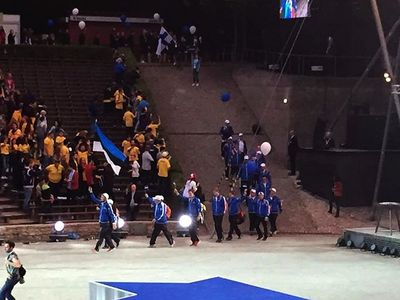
[262,236,268,241]
[107,247,115,252]
[1,176,7,180]
[328,210,332,214]
[92,248,99,253]
[148,244,156,248]
[226,236,232,241]
[102,245,108,249]
[115,240,120,248]
[257,235,262,240]
[216,239,222,243]
[170,240,175,248]
[196,83,199,87]
[190,241,200,246]
[19,277,25,284]
[237,235,241,239]
[192,83,196,86]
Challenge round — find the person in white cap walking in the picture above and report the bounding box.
[268,188,282,234]
[219,120,234,159]
[88,186,117,252]
[146,194,174,248]
[243,188,258,234]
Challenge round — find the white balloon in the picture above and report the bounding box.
[189,25,197,34]
[260,142,272,156]
[78,21,86,30]
[153,13,160,21]
[72,8,79,16]
[117,218,125,229]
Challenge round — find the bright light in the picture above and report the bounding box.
[54,221,64,232]
[384,72,390,78]
[386,77,392,83]
[283,98,288,104]
[117,218,125,229]
[179,215,192,228]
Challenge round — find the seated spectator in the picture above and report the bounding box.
[45,160,64,197]
[65,166,79,202]
[36,177,54,213]
[76,143,89,165]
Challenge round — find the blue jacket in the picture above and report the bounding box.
[244,196,258,214]
[89,193,116,224]
[256,182,271,198]
[269,196,282,214]
[219,125,234,141]
[223,142,233,161]
[192,58,201,72]
[148,197,168,224]
[257,199,270,217]
[229,150,241,167]
[211,195,226,216]
[227,197,242,216]
[180,195,201,218]
[258,170,272,185]
[238,162,251,181]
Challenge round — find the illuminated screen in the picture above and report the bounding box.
[280,0,311,19]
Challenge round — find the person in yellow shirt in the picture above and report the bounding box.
[46,160,64,197]
[146,115,161,138]
[114,87,127,111]
[59,143,70,165]
[128,141,140,162]
[121,137,132,156]
[122,108,135,136]
[44,133,55,158]
[0,137,10,178]
[21,116,34,140]
[10,105,23,127]
[55,132,66,150]
[17,137,30,154]
[76,144,88,165]
[133,132,145,146]
[8,123,22,144]
[157,151,171,197]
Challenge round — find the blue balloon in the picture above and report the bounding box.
[120,15,127,23]
[47,19,55,27]
[221,92,231,102]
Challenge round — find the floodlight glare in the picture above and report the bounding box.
[54,221,65,232]
[179,215,192,228]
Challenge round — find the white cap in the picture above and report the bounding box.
[260,163,266,167]
[102,193,110,201]
[162,151,169,158]
[271,188,277,193]
[250,189,256,193]
[244,155,249,160]
[228,136,233,140]
[154,195,164,202]
[239,133,243,137]
[256,151,262,155]
[258,191,264,196]
[225,120,230,124]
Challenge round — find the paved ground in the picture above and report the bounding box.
[7,234,400,300]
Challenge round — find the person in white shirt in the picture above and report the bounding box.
[129,160,140,185]
[141,146,154,186]
[183,173,198,198]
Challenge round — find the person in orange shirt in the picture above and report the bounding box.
[59,142,70,165]
[21,116,34,141]
[114,87,128,111]
[0,137,10,178]
[43,133,55,167]
[157,151,171,197]
[10,104,23,127]
[146,114,161,138]
[121,137,132,156]
[128,141,140,162]
[76,144,89,165]
[122,108,135,136]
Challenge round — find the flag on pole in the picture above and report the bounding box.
[156,26,174,56]
[93,124,127,175]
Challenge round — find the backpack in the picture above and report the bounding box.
[166,205,172,219]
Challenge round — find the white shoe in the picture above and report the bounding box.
[192,83,196,86]
[196,83,199,87]
[170,241,175,248]
[148,244,156,248]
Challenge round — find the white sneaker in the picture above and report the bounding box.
[148,244,156,248]
[196,83,199,87]
[192,83,196,86]
[170,241,175,248]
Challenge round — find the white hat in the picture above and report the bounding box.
[258,191,264,196]
[271,188,277,193]
[260,163,266,167]
[256,151,262,155]
[244,155,249,160]
[228,136,233,140]
[102,193,110,201]
[154,195,164,202]
[239,133,243,137]
[225,120,230,124]
[250,189,256,193]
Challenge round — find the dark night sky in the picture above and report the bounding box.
[1,0,399,57]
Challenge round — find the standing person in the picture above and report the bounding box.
[243,188,258,235]
[323,131,335,150]
[157,151,171,197]
[0,240,23,300]
[222,137,233,180]
[288,130,299,176]
[256,175,271,199]
[45,160,64,198]
[22,159,36,210]
[329,176,342,218]
[255,192,270,241]
[146,194,174,248]
[129,159,140,185]
[192,53,201,87]
[237,155,251,195]
[141,146,154,186]
[7,30,16,45]
[237,133,247,161]
[114,87,128,119]
[125,183,140,221]
[226,190,242,240]
[122,108,135,136]
[175,189,202,246]
[88,186,117,252]
[183,173,198,198]
[268,188,282,235]
[211,187,226,243]
[219,120,234,159]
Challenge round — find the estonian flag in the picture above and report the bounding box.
[156,26,174,56]
[93,124,127,175]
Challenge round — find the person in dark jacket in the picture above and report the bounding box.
[288,130,299,176]
[226,190,242,240]
[88,186,117,252]
[255,192,270,241]
[243,188,258,234]
[23,159,38,210]
[125,183,141,221]
[146,194,174,248]
[256,175,271,199]
[237,155,251,195]
[323,131,335,149]
[211,187,226,243]
[219,120,234,158]
[268,188,282,234]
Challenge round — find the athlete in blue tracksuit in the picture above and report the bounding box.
[89,187,117,252]
[177,189,202,246]
[237,155,251,194]
[243,188,258,233]
[223,138,234,179]
[226,191,243,240]
[147,195,174,247]
[211,187,226,243]
[256,175,271,199]
[229,146,241,179]
[256,192,270,241]
[268,188,282,234]
[257,164,272,185]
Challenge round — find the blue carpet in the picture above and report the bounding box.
[99,277,307,300]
